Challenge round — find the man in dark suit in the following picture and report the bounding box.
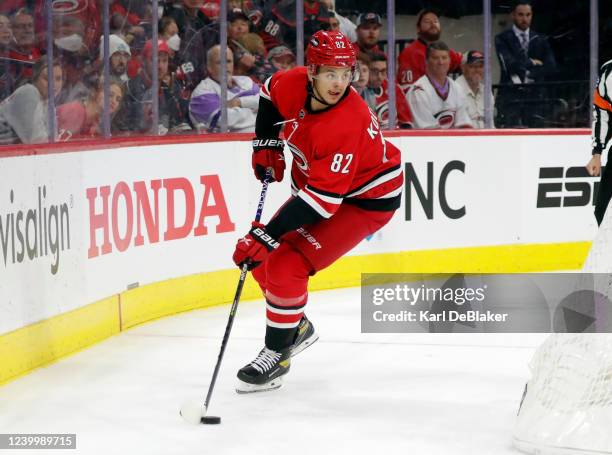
[494,1,557,127]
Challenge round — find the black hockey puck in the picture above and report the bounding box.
[201,416,221,424]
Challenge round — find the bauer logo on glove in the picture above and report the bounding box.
[233,222,279,270]
[252,137,286,182]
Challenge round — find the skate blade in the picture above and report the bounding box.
[236,377,283,394]
[291,332,319,357]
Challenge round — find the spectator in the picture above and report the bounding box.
[455,50,494,129]
[319,0,356,43]
[119,39,191,134]
[35,0,101,54]
[494,0,557,127]
[0,57,62,144]
[268,45,296,72]
[366,53,413,129]
[159,16,180,59]
[189,44,259,133]
[100,34,132,82]
[228,8,250,42]
[0,14,15,102]
[164,0,218,93]
[9,8,40,81]
[235,33,270,83]
[354,12,384,57]
[52,16,89,55]
[257,0,332,52]
[56,52,92,105]
[0,0,26,16]
[397,9,462,92]
[353,51,376,110]
[57,79,124,140]
[407,41,473,129]
[228,9,256,77]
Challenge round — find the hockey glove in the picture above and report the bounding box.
[252,138,285,182]
[233,222,280,270]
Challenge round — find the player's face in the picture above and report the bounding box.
[418,13,441,42]
[426,49,450,79]
[312,65,353,105]
[357,23,380,47]
[368,61,386,89]
[329,17,340,32]
[512,5,532,31]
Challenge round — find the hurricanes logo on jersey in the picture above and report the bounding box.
[286,141,309,174]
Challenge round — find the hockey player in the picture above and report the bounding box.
[232,30,404,393]
[587,59,612,225]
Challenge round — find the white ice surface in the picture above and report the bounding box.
[0,287,547,455]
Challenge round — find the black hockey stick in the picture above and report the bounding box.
[197,173,271,424]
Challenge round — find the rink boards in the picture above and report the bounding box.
[0,130,599,383]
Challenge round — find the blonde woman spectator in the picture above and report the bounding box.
[0,57,62,144]
[57,80,124,140]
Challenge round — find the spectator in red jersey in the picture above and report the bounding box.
[365,52,413,129]
[354,12,384,57]
[57,79,124,140]
[9,8,40,82]
[0,57,62,144]
[0,14,15,102]
[397,9,462,93]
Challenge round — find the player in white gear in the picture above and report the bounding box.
[407,41,474,129]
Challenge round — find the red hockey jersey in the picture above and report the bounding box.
[261,67,403,217]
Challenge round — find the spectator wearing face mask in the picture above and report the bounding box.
[159,16,181,60]
[0,56,63,144]
[455,50,493,129]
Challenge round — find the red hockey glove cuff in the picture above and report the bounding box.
[232,222,280,270]
[252,138,285,182]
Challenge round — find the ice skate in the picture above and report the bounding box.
[291,315,319,357]
[236,347,291,394]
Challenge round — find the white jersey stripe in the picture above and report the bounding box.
[266,319,302,329]
[305,185,344,204]
[346,166,404,197]
[298,190,334,218]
